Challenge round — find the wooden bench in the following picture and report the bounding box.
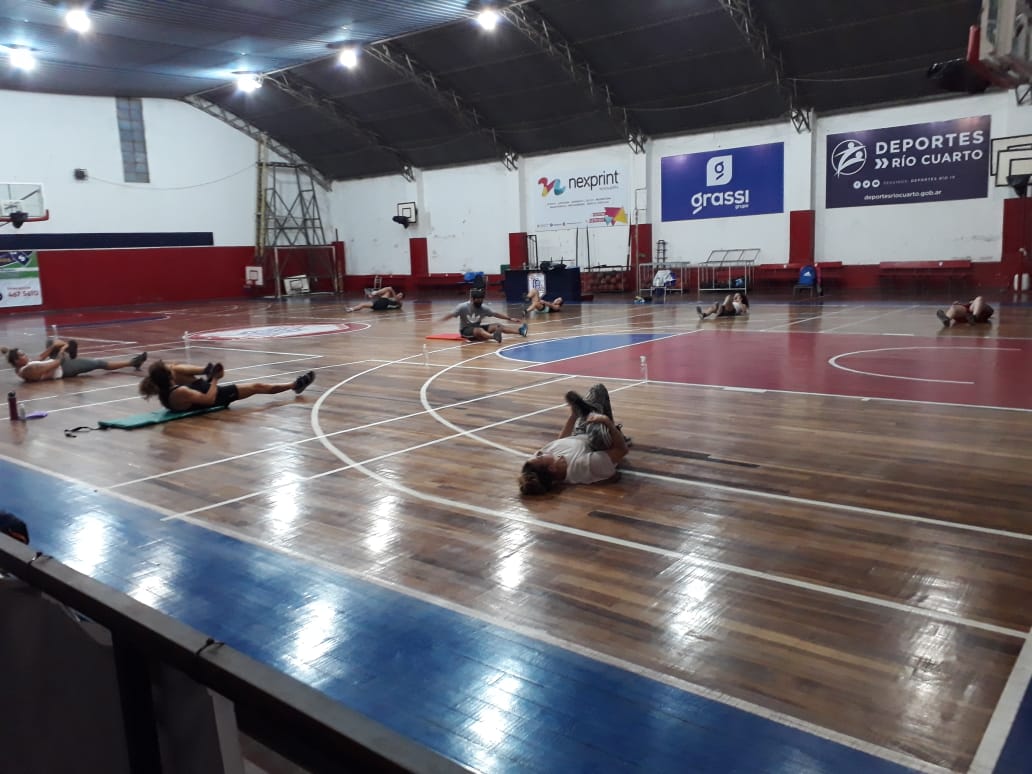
[879,259,972,295]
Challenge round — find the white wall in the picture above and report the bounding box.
[421,163,519,274]
[815,92,1032,265]
[328,174,416,275]
[10,86,1032,269]
[0,90,259,245]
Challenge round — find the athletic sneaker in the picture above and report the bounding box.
[293,371,316,394]
[518,323,528,337]
[936,309,950,327]
[492,329,502,343]
[696,306,705,320]
[130,352,148,370]
[202,362,216,378]
[565,391,598,419]
[67,340,78,359]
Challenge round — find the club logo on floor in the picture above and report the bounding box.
[190,323,367,340]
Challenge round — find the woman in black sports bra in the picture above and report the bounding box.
[139,360,315,412]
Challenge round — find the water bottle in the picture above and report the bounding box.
[640,356,648,383]
[423,343,429,366]
[8,391,19,421]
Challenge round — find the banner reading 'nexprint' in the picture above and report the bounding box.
[0,251,43,308]
[531,164,630,231]
[826,115,990,208]
[661,142,784,222]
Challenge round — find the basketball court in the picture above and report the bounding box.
[2,292,1031,773]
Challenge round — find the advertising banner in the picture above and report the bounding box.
[531,164,630,231]
[661,142,784,222]
[0,251,42,308]
[825,115,990,208]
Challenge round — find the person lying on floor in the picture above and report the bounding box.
[139,360,315,412]
[518,383,629,495]
[3,339,147,382]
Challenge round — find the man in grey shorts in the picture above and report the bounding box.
[4,339,147,382]
[439,288,528,342]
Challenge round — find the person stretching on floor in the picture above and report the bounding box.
[697,292,749,320]
[439,287,528,343]
[139,361,315,412]
[936,296,994,327]
[3,339,147,382]
[518,383,630,495]
[346,286,405,313]
[524,288,563,314]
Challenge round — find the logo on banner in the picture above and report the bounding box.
[538,177,566,197]
[830,140,868,176]
[706,155,733,186]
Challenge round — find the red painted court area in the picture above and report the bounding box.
[532,330,1032,411]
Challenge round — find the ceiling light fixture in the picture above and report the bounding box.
[476,8,500,31]
[338,47,358,69]
[235,72,262,92]
[5,46,37,71]
[65,8,91,33]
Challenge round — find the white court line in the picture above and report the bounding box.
[969,632,1032,773]
[829,345,1019,385]
[166,507,952,774]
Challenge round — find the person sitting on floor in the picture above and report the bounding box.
[519,383,629,495]
[524,288,564,314]
[346,286,405,313]
[936,296,993,327]
[3,339,147,382]
[439,288,528,343]
[139,361,315,412]
[697,292,749,320]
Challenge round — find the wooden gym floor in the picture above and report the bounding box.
[2,290,1031,773]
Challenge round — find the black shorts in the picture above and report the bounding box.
[460,324,489,339]
[187,379,239,408]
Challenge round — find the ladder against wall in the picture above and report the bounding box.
[254,138,339,297]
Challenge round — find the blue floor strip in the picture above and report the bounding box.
[2,457,936,772]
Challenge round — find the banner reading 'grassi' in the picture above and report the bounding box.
[531,164,630,231]
[825,115,990,208]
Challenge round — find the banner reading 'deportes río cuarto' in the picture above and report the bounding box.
[660,142,785,222]
[531,164,630,232]
[826,115,990,208]
[0,251,42,308]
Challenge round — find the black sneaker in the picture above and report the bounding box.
[936,309,949,327]
[696,306,706,320]
[202,362,216,378]
[130,352,147,370]
[565,391,597,419]
[293,371,315,394]
[67,340,78,359]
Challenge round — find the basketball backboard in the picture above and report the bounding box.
[992,135,1032,186]
[0,183,48,228]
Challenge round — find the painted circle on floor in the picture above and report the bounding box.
[190,322,368,341]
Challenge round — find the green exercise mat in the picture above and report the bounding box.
[98,406,227,429]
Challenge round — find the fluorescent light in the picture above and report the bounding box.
[235,73,262,92]
[477,9,500,31]
[338,47,358,69]
[8,47,36,71]
[65,9,91,33]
